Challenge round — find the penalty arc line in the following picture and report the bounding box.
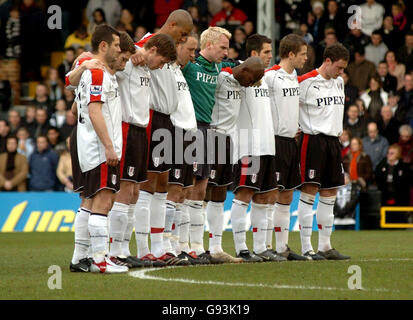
[129,267,395,293]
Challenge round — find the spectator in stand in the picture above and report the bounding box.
[398,73,413,125]
[375,144,411,206]
[7,109,22,135]
[363,121,389,170]
[228,45,239,60]
[231,26,247,60]
[377,105,402,145]
[120,8,136,38]
[58,47,76,84]
[87,8,106,35]
[33,108,50,139]
[32,83,53,117]
[46,127,65,154]
[334,173,361,230]
[134,25,147,42]
[0,119,10,153]
[75,46,85,57]
[315,30,337,67]
[343,137,373,192]
[4,6,21,59]
[182,0,209,17]
[344,104,367,138]
[57,137,73,192]
[243,21,254,38]
[187,5,208,35]
[396,31,413,74]
[365,31,388,67]
[388,91,407,124]
[397,124,413,167]
[343,70,358,110]
[16,126,34,160]
[356,98,372,125]
[153,0,184,28]
[378,15,403,52]
[391,3,407,34]
[86,0,121,28]
[377,61,397,94]
[0,135,28,191]
[385,50,406,91]
[49,99,67,129]
[63,88,75,107]
[64,25,92,52]
[360,75,388,121]
[209,0,247,34]
[360,0,385,37]
[339,129,352,158]
[319,0,345,41]
[22,105,36,138]
[59,109,76,140]
[45,68,64,104]
[347,46,377,92]
[309,1,324,44]
[29,135,59,191]
[299,22,314,46]
[343,25,370,60]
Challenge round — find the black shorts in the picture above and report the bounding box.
[83,162,121,199]
[208,131,234,187]
[120,122,148,184]
[299,133,345,189]
[69,126,84,193]
[192,121,213,181]
[147,110,174,173]
[274,135,301,191]
[169,127,194,188]
[233,155,277,193]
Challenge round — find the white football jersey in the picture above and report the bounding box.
[238,78,275,159]
[298,69,345,137]
[116,58,151,127]
[264,65,300,138]
[170,63,197,132]
[76,68,122,172]
[210,68,242,162]
[137,32,178,115]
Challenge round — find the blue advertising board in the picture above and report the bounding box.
[0,191,320,232]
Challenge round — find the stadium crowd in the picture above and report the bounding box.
[0,0,412,210]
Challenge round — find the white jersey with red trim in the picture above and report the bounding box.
[65,57,93,91]
[298,69,345,137]
[137,32,178,115]
[170,62,197,131]
[116,58,151,127]
[210,68,241,162]
[238,78,275,159]
[264,65,300,138]
[76,68,122,172]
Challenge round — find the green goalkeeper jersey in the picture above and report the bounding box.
[182,55,235,124]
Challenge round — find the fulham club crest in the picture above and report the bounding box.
[111,174,117,185]
[210,170,216,180]
[308,169,315,179]
[128,166,135,177]
[275,172,280,182]
[251,174,257,184]
[153,157,160,168]
[193,162,198,172]
[174,169,181,179]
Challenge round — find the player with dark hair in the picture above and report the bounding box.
[297,43,351,260]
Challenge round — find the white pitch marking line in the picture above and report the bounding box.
[129,267,395,293]
[357,258,413,262]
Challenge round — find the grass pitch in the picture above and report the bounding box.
[1,230,412,300]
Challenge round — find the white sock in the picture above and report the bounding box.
[265,204,274,249]
[298,192,316,254]
[231,199,249,255]
[179,201,191,253]
[163,200,176,255]
[251,202,268,254]
[134,191,152,258]
[171,204,181,254]
[71,207,91,264]
[88,213,108,264]
[187,200,205,255]
[122,203,135,257]
[274,202,291,253]
[317,196,336,252]
[207,201,224,254]
[109,202,129,257]
[150,192,167,258]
